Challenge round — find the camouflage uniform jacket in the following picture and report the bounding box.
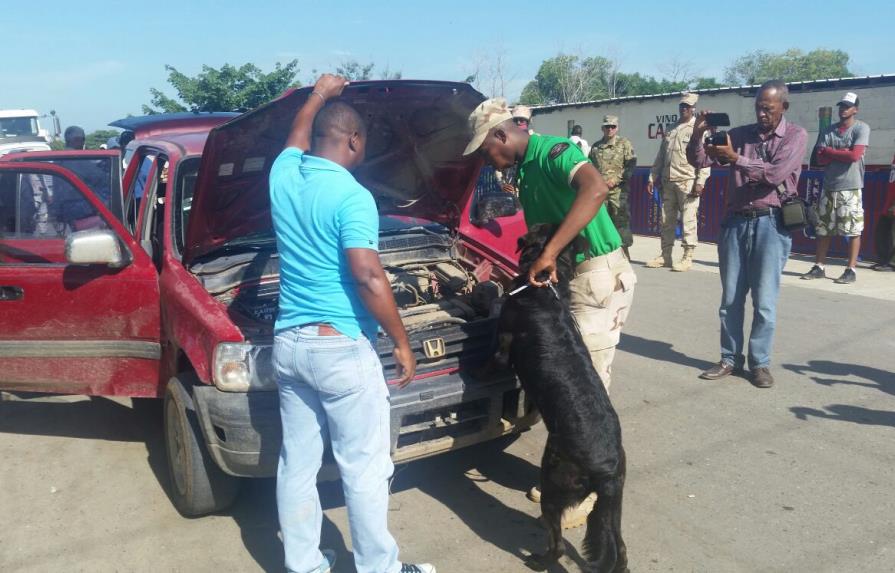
[589,136,637,191]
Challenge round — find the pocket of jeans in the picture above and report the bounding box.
[272,332,295,382]
[307,341,366,396]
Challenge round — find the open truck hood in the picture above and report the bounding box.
[110,112,239,139]
[183,81,485,264]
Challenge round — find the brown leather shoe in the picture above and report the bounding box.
[751,367,775,388]
[699,361,735,380]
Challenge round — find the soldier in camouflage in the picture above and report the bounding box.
[589,114,636,254]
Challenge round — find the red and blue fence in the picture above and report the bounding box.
[628,167,891,259]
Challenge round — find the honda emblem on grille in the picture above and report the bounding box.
[422,337,446,359]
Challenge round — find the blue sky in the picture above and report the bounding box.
[4,0,893,134]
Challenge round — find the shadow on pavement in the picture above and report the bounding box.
[389,436,588,573]
[618,333,716,372]
[790,404,895,428]
[783,360,894,397]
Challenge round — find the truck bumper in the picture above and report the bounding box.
[191,371,538,478]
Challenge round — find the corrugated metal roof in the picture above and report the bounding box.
[530,74,895,113]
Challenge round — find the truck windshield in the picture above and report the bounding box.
[0,117,39,138]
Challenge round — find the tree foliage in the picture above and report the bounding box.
[335,60,402,81]
[143,61,300,114]
[85,129,121,150]
[518,54,692,105]
[723,49,852,85]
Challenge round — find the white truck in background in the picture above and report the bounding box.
[0,109,55,156]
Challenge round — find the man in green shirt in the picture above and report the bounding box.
[463,98,636,393]
[463,98,636,529]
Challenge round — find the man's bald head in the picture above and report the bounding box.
[757,79,789,104]
[312,101,366,143]
[310,101,367,170]
[754,79,789,133]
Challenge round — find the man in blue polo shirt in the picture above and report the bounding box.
[269,74,433,573]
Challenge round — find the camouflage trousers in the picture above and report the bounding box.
[875,214,895,265]
[815,188,864,237]
[660,179,700,250]
[606,186,633,248]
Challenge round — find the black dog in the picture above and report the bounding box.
[494,224,628,573]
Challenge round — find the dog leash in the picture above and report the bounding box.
[508,283,560,300]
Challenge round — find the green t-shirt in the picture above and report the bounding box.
[517,134,622,259]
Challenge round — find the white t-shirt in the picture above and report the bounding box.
[570,135,590,153]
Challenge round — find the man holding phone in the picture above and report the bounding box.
[646,93,711,272]
[686,80,807,389]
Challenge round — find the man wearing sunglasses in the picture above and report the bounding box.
[589,115,637,255]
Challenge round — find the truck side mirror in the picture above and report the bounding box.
[65,229,130,268]
[472,194,519,227]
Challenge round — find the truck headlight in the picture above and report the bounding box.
[212,342,276,392]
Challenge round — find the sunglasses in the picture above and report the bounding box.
[603,125,617,129]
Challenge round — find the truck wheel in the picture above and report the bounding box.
[164,375,240,516]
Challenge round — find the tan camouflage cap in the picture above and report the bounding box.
[679,92,699,107]
[463,98,514,156]
[602,114,619,126]
[511,105,532,121]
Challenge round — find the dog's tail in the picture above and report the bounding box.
[582,453,628,572]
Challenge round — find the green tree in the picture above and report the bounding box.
[143,61,300,114]
[518,53,718,104]
[85,129,121,149]
[518,54,615,105]
[334,60,402,81]
[691,76,724,90]
[723,49,852,85]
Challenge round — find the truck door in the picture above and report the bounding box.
[0,162,161,397]
[1,150,123,221]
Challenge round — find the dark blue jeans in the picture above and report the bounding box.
[717,210,792,370]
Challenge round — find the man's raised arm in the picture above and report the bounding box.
[284,74,349,151]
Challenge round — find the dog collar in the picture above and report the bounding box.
[508,283,560,300]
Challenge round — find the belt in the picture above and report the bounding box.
[574,247,628,276]
[731,207,772,219]
[300,323,342,336]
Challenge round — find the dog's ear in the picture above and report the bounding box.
[516,235,527,253]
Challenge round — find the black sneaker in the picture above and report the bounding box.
[834,268,856,284]
[800,264,825,280]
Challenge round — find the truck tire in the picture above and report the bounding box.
[164,375,240,516]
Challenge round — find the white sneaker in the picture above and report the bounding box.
[401,564,436,573]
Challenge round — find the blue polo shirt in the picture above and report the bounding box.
[269,147,379,339]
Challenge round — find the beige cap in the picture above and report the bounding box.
[511,104,532,121]
[602,114,619,126]
[463,98,514,156]
[679,92,699,107]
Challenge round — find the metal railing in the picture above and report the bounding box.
[629,167,890,259]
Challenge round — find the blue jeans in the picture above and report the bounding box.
[717,210,792,370]
[274,326,400,573]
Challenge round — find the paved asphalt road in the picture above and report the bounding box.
[1,242,893,572]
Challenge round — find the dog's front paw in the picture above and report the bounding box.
[524,547,564,570]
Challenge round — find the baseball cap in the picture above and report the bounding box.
[511,104,532,121]
[838,92,859,107]
[679,92,698,107]
[602,115,619,127]
[463,98,513,156]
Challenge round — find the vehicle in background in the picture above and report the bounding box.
[0,109,53,156]
[0,82,533,517]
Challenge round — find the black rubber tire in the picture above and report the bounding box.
[163,375,241,517]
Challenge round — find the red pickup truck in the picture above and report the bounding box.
[0,81,536,516]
